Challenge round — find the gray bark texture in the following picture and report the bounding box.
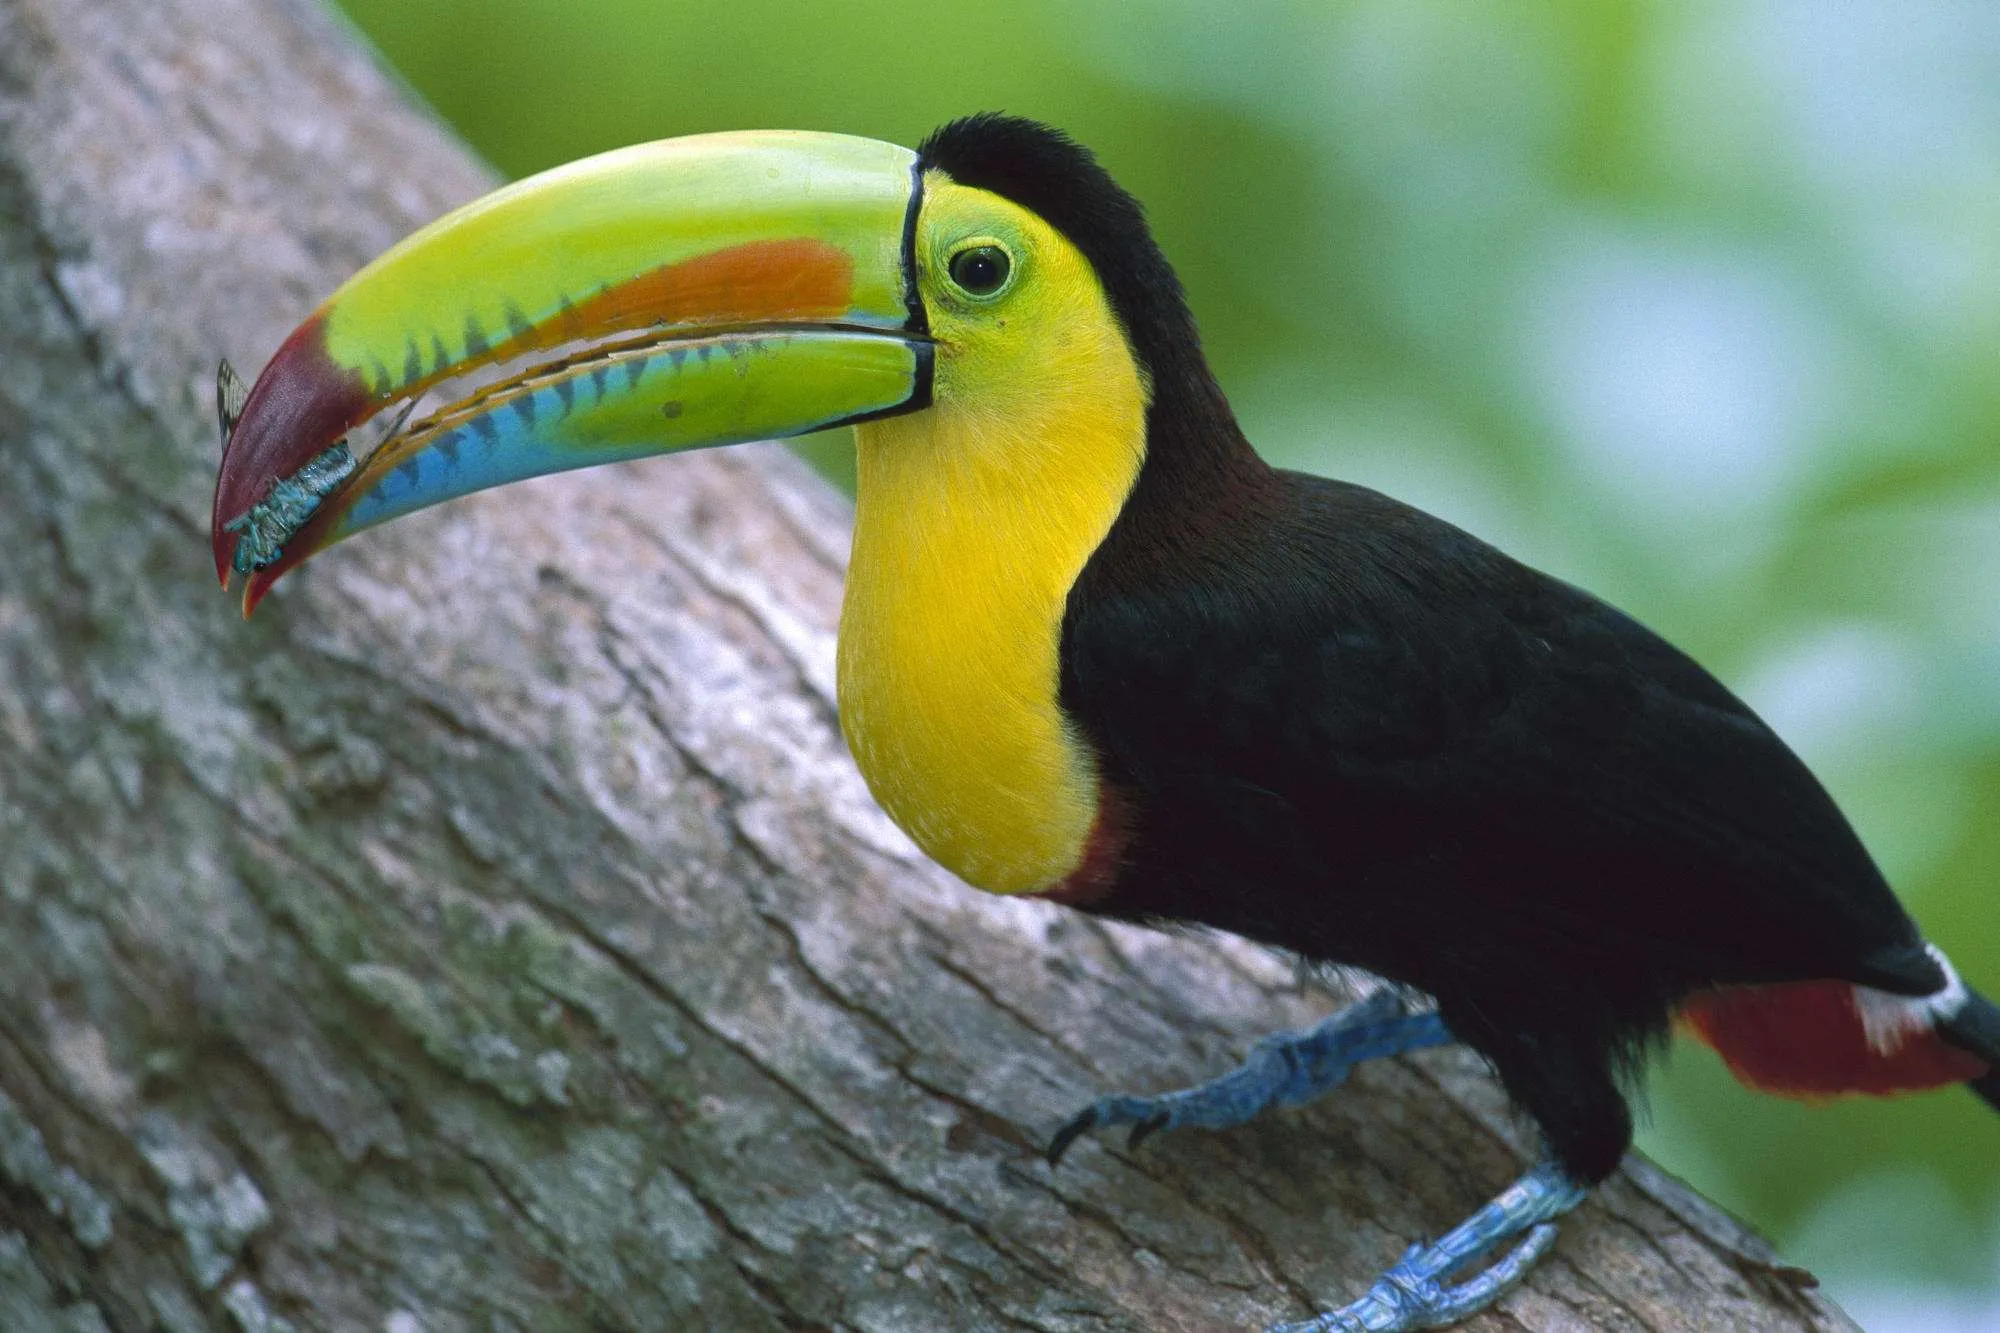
[0,0,1870,1329]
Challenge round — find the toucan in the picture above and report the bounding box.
[211,115,2000,1332]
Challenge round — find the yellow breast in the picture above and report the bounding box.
[837,181,1147,894]
[840,401,1142,892]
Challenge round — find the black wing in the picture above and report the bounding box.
[1061,471,1934,1004]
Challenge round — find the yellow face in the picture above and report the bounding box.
[839,173,1150,895]
[915,176,1150,453]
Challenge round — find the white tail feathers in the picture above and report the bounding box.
[1853,944,1969,1056]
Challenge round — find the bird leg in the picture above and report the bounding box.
[1046,989,1453,1165]
[1273,1158,1587,1332]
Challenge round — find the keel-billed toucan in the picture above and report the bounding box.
[211,116,2000,1332]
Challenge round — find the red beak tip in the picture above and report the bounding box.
[239,563,286,618]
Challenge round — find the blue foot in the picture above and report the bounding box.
[1272,1160,1588,1332]
[1046,990,1452,1166]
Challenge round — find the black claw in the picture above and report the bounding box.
[1046,1108,1100,1168]
[1127,1110,1171,1152]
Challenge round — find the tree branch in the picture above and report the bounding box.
[0,0,1861,1328]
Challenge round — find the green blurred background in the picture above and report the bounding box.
[330,1,2000,1324]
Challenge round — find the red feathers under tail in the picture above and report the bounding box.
[1682,950,1995,1101]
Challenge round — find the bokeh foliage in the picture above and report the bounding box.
[333,0,2000,1313]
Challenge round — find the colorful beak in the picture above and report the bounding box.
[212,130,930,614]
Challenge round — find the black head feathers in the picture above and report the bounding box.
[917,114,1208,396]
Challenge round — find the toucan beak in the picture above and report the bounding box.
[212,130,931,614]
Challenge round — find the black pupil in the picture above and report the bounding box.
[950,246,1009,295]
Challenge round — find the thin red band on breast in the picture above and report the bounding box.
[1035,782,1134,907]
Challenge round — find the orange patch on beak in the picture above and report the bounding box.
[556,237,857,339]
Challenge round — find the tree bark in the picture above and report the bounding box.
[0,1,1866,1329]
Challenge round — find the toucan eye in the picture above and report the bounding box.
[947,245,1012,297]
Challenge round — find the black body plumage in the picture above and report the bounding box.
[921,115,1979,1186]
[1065,466,1939,1179]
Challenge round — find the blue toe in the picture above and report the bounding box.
[1048,992,1454,1165]
[1269,1160,1586,1333]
